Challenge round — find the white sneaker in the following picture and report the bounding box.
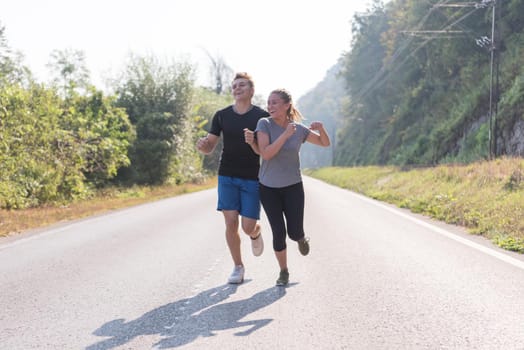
[250,225,264,257]
[228,265,245,284]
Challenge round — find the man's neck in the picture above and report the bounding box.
[233,101,253,115]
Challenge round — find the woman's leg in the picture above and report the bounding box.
[283,182,305,242]
[259,184,287,252]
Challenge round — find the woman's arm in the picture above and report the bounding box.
[257,123,296,160]
[306,121,331,147]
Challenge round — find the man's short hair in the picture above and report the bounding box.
[233,72,254,88]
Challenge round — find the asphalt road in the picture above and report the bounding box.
[1,176,523,350]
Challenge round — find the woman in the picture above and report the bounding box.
[255,88,331,286]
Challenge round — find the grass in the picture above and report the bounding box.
[0,178,217,237]
[305,157,524,254]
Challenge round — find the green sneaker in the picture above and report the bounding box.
[298,237,310,256]
[276,268,289,286]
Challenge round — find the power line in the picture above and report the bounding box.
[436,1,499,158]
[346,0,498,158]
[348,1,479,110]
[346,0,449,110]
[434,0,494,8]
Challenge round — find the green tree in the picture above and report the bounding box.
[0,83,82,208]
[202,49,234,95]
[190,86,233,173]
[0,21,31,86]
[114,53,197,185]
[46,48,90,97]
[336,0,390,165]
[64,89,135,186]
[0,82,134,208]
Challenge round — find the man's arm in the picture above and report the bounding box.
[196,133,220,154]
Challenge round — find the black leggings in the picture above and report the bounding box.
[259,182,305,252]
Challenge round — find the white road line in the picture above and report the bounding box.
[0,221,81,251]
[0,210,126,251]
[353,191,524,270]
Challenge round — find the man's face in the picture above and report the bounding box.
[231,78,253,100]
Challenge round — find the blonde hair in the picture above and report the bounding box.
[270,88,303,122]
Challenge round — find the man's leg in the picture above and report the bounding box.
[223,210,242,266]
[242,217,263,256]
[239,178,261,239]
[241,217,260,238]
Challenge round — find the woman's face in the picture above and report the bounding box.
[267,92,289,119]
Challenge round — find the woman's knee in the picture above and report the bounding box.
[288,231,304,242]
[273,237,287,251]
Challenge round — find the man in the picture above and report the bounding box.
[196,72,269,284]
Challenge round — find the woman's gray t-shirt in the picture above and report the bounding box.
[256,117,310,188]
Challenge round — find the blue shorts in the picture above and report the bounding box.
[217,175,260,220]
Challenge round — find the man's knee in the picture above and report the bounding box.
[241,218,257,235]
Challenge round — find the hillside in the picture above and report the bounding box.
[299,0,524,167]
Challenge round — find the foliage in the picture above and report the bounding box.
[113,53,198,185]
[189,86,233,174]
[0,20,236,209]
[0,82,134,209]
[62,89,135,186]
[0,83,65,208]
[0,28,135,208]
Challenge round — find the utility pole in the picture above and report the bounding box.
[487,0,497,159]
[420,0,498,159]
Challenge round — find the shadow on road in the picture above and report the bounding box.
[86,282,289,349]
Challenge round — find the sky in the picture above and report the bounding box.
[1,0,375,100]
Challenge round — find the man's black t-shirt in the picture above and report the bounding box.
[209,105,269,180]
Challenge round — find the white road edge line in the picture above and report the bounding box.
[353,191,524,270]
[0,211,124,251]
[0,222,81,251]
